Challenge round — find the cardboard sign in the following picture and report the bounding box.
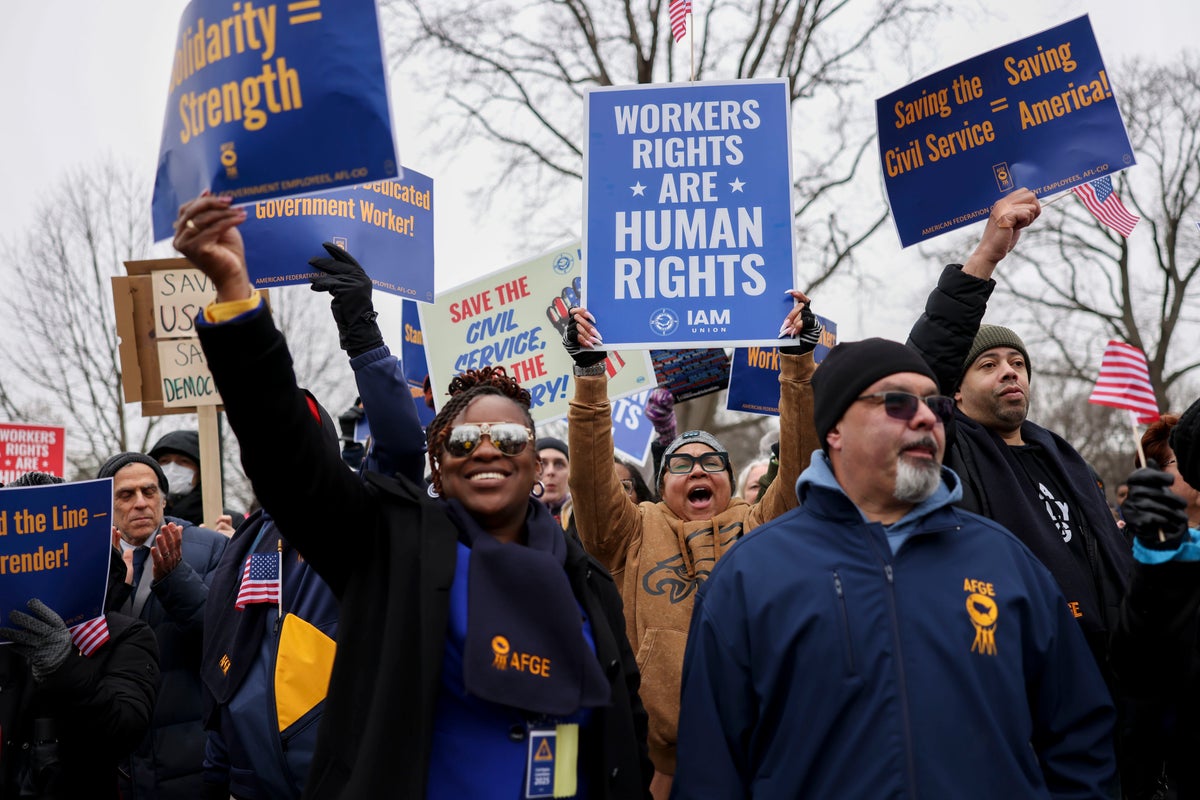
[583,79,797,347]
[726,316,836,416]
[0,424,66,486]
[151,0,398,240]
[242,173,435,301]
[419,242,655,423]
[877,15,1135,247]
[0,479,112,631]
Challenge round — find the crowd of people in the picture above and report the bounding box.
[0,185,1197,799]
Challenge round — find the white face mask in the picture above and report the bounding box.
[160,462,196,496]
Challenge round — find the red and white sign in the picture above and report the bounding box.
[0,423,66,485]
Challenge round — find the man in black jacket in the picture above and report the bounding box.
[907,187,1143,791]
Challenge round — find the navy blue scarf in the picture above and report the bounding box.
[442,498,610,716]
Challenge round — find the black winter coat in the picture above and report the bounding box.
[198,304,652,800]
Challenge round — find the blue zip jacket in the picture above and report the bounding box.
[674,455,1117,799]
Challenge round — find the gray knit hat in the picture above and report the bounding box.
[97,452,169,494]
[656,430,734,488]
[960,325,1032,387]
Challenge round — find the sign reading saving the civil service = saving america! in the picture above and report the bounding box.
[583,79,797,349]
[877,15,1134,247]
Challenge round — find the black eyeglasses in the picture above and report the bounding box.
[856,392,955,424]
[665,452,729,475]
[444,422,534,458]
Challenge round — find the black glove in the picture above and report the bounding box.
[0,599,73,681]
[1123,460,1189,550]
[338,400,365,441]
[308,243,384,357]
[562,309,607,369]
[779,302,823,356]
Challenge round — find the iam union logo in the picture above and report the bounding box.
[648,308,679,337]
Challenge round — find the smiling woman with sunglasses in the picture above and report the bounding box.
[172,193,651,800]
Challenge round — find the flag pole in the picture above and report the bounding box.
[688,9,695,81]
[1127,410,1165,542]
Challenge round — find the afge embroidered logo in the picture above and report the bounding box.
[963,578,998,656]
[491,634,552,677]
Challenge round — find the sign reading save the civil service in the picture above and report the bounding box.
[583,79,797,348]
[877,15,1134,247]
[151,0,398,240]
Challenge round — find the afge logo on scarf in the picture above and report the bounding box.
[963,578,999,656]
[491,635,552,677]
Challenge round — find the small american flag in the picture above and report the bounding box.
[669,0,691,43]
[69,615,110,656]
[1087,340,1160,424]
[1071,176,1140,237]
[235,552,282,610]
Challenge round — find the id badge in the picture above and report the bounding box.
[525,723,578,798]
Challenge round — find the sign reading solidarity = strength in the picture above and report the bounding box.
[0,479,113,631]
[583,79,797,348]
[151,0,398,240]
[877,15,1134,247]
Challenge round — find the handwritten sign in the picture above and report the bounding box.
[419,242,655,423]
[583,79,797,347]
[877,15,1134,247]
[726,316,836,416]
[0,479,112,630]
[242,173,435,301]
[151,0,398,240]
[151,268,221,408]
[0,424,66,487]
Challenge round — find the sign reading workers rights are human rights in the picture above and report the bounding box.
[583,79,799,349]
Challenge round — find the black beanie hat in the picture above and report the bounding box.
[97,452,169,494]
[812,338,938,450]
[1170,396,1200,488]
[535,437,569,460]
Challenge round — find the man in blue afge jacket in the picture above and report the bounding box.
[674,339,1117,799]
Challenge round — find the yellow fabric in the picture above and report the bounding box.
[204,290,264,323]
[274,612,336,731]
[553,723,579,798]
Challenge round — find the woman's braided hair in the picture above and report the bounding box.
[426,366,534,495]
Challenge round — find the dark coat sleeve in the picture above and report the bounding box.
[150,525,225,632]
[1110,561,1200,696]
[350,345,428,487]
[197,304,381,598]
[37,613,160,757]
[905,264,997,395]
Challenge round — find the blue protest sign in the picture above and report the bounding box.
[152,0,398,241]
[0,479,112,632]
[242,173,435,301]
[726,316,836,416]
[401,299,437,427]
[583,79,796,348]
[650,348,730,402]
[877,15,1134,247]
[611,390,655,466]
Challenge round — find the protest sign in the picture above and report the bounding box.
[151,0,398,241]
[419,242,656,423]
[727,316,836,416]
[401,299,437,427]
[0,424,65,486]
[877,15,1134,247]
[150,268,222,409]
[651,348,730,402]
[583,79,796,348]
[242,172,435,301]
[0,479,112,631]
[612,390,655,466]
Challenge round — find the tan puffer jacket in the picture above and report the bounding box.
[568,353,817,774]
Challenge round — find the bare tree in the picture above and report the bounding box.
[0,161,164,478]
[990,56,1200,411]
[387,0,941,292]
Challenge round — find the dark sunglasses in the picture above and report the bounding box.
[444,422,534,458]
[856,391,955,424]
[665,451,729,475]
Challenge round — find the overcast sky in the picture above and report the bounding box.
[2,1,1195,339]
